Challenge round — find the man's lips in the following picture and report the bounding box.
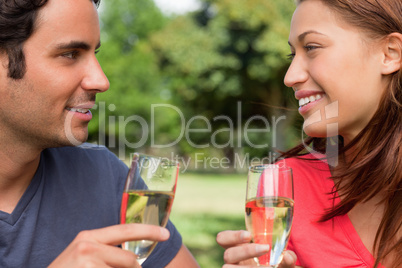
[66,103,95,114]
[66,107,91,114]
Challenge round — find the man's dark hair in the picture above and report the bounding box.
[0,0,101,79]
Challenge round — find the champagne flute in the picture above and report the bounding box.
[245,164,294,267]
[120,153,179,265]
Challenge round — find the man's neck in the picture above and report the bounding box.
[0,145,42,214]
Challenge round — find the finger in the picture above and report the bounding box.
[64,240,140,268]
[76,224,170,246]
[223,243,270,264]
[99,244,140,268]
[277,250,297,268]
[216,230,252,249]
[222,265,256,268]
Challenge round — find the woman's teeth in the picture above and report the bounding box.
[299,94,323,107]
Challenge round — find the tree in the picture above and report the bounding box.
[91,0,183,157]
[150,0,298,163]
[93,0,300,168]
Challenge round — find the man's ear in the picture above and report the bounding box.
[381,32,402,75]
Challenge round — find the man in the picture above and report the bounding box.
[0,0,199,267]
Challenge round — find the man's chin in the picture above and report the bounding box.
[62,130,88,146]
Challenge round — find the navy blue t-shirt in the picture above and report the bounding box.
[0,144,182,268]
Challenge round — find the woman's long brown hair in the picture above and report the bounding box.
[282,0,402,267]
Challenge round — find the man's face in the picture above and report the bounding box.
[0,0,109,150]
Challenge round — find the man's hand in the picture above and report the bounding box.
[216,230,298,268]
[48,224,170,268]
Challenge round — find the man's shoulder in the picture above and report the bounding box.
[45,143,114,159]
[42,143,128,182]
[43,143,126,170]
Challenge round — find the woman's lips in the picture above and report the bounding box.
[298,93,324,108]
[295,91,325,115]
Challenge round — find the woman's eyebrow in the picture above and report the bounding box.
[288,30,328,47]
[298,30,327,42]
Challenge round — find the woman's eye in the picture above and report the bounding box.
[286,45,319,60]
[287,52,296,60]
[304,45,318,52]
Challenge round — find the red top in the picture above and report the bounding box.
[284,155,385,268]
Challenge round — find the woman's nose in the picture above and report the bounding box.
[284,56,308,89]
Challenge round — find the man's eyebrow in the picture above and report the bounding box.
[55,41,101,50]
[288,30,327,47]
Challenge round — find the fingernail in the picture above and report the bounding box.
[240,231,251,242]
[160,228,170,239]
[255,244,270,253]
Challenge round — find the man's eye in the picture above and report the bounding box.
[62,51,79,59]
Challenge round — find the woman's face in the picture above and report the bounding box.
[284,0,388,143]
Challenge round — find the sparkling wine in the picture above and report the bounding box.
[121,191,174,263]
[245,196,294,266]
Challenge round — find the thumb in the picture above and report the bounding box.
[278,250,297,268]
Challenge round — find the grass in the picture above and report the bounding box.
[169,172,247,268]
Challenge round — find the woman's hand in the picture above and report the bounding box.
[216,230,298,268]
[48,224,170,268]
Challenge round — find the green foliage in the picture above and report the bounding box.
[172,213,244,267]
[150,0,297,158]
[151,0,295,95]
[92,0,300,161]
[170,172,246,267]
[100,0,166,46]
[91,0,180,152]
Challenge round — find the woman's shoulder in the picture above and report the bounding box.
[274,153,332,188]
[278,153,328,171]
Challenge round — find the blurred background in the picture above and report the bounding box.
[91,0,299,266]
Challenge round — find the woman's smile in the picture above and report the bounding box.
[284,0,387,141]
[295,90,325,114]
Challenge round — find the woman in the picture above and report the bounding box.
[217,0,401,267]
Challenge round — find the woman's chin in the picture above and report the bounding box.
[303,124,329,138]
